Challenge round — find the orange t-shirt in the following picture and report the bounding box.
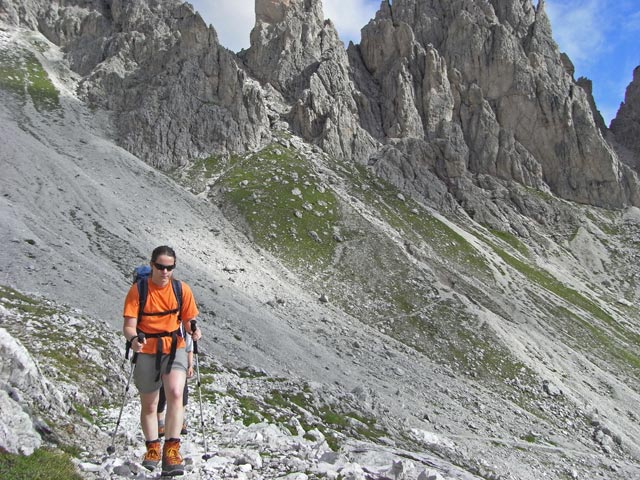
[123,279,199,355]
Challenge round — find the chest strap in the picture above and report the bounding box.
[141,308,179,316]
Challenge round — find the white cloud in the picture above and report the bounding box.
[545,0,609,67]
[188,0,255,52]
[323,0,379,45]
[187,0,379,52]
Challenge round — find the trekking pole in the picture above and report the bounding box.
[191,320,214,460]
[107,332,145,455]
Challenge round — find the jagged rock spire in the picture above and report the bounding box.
[611,66,640,160]
[348,0,640,210]
[244,0,328,97]
[5,0,639,212]
[244,0,379,163]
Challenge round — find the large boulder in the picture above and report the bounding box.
[0,327,66,455]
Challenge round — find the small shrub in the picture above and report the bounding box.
[0,448,83,480]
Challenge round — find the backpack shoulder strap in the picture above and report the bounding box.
[136,277,148,323]
[126,277,148,360]
[171,279,183,322]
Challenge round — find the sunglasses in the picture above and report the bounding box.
[153,262,176,271]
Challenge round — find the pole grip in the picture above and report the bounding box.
[191,320,199,355]
[132,332,146,364]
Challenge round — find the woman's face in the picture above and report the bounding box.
[151,254,176,286]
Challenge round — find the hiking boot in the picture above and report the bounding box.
[141,439,161,471]
[180,422,187,435]
[158,420,165,438]
[162,438,185,476]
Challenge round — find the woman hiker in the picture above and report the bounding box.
[123,245,201,476]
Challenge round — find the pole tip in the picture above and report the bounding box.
[107,445,115,455]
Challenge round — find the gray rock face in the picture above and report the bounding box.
[576,76,607,134]
[243,0,379,164]
[349,0,639,211]
[3,0,639,212]
[245,0,326,98]
[0,389,41,455]
[611,66,640,160]
[3,0,272,166]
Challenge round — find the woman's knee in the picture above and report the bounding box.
[140,393,159,415]
[164,385,182,401]
[164,381,185,403]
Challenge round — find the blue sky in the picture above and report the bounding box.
[189,0,639,126]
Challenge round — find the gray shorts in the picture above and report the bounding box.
[133,349,188,394]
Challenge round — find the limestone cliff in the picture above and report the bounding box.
[348,0,640,211]
[1,0,272,166]
[611,66,640,161]
[2,0,639,211]
[243,0,640,215]
[242,0,379,163]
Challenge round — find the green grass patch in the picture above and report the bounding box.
[72,403,94,423]
[216,144,340,268]
[343,163,491,278]
[0,285,58,318]
[236,366,268,379]
[0,47,60,111]
[486,227,529,256]
[319,407,350,428]
[226,389,273,426]
[550,306,640,376]
[266,390,307,409]
[488,244,614,324]
[0,448,83,480]
[0,48,25,95]
[171,154,227,193]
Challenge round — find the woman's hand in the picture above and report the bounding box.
[131,335,146,352]
[190,325,202,342]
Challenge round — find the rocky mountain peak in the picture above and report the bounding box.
[255,0,322,24]
[611,65,640,159]
[349,0,639,213]
[2,0,639,211]
[244,0,333,97]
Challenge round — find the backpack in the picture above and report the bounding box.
[126,265,184,380]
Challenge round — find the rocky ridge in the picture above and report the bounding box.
[1,1,640,479]
[2,0,640,212]
[1,0,273,166]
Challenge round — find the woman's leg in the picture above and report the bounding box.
[140,390,161,440]
[162,368,187,439]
